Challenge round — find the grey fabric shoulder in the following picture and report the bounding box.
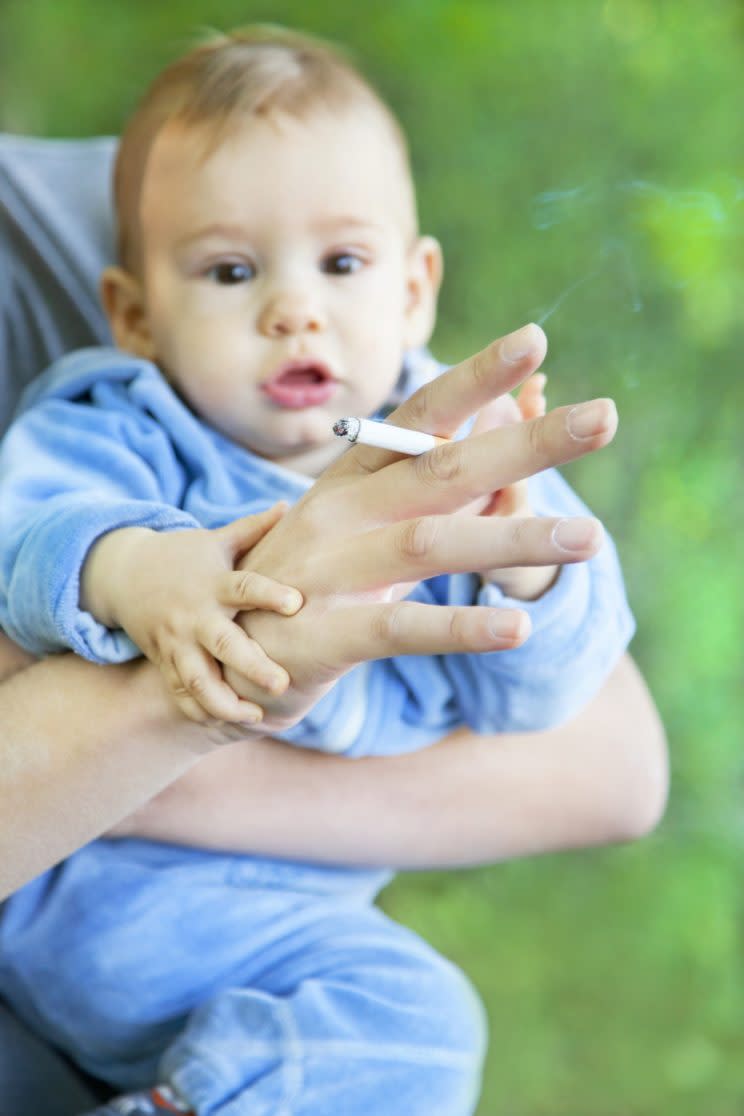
[0,134,116,434]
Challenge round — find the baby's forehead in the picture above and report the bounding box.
[140,107,417,241]
[157,103,407,178]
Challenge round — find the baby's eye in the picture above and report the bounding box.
[206,261,256,285]
[321,253,364,276]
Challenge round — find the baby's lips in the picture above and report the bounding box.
[260,359,339,409]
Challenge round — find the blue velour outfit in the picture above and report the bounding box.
[0,340,634,1112]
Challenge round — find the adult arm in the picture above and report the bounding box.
[0,634,222,899]
[112,653,667,866]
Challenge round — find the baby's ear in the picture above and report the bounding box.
[100,266,157,361]
[403,236,443,349]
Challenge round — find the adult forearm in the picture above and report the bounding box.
[0,643,223,899]
[378,653,668,868]
[119,654,668,867]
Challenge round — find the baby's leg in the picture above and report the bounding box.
[160,903,486,1116]
[2,844,485,1115]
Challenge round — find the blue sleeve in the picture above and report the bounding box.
[0,395,199,661]
[277,657,460,758]
[280,467,634,755]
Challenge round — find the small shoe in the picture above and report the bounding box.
[81,1084,195,1115]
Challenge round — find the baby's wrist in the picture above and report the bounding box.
[81,526,156,628]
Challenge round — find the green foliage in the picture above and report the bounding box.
[3,0,742,1110]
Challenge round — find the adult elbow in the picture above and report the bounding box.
[577,654,669,847]
[609,687,669,843]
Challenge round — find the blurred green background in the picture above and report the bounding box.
[2,0,742,1111]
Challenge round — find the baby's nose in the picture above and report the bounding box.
[258,291,325,337]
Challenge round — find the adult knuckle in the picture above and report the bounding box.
[398,516,439,560]
[400,380,435,428]
[372,601,411,647]
[526,414,549,459]
[507,517,530,551]
[470,346,491,390]
[447,608,467,643]
[414,440,462,486]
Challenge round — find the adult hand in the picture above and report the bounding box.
[227,323,616,731]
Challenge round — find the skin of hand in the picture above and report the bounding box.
[80,502,303,723]
[473,371,563,600]
[221,324,615,732]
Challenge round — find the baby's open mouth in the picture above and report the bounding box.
[260,360,339,409]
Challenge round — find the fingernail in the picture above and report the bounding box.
[566,399,616,440]
[243,708,263,724]
[500,323,542,363]
[488,610,530,644]
[552,517,603,552]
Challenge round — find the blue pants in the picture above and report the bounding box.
[0,840,486,1115]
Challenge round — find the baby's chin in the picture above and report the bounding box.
[263,436,345,478]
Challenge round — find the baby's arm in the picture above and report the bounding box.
[0,362,301,723]
[81,507,303,724]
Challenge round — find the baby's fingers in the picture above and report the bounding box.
[217,502,289,560]
[517,373,547,421]
[218,570,303,615]
[200,618,290,697]
[166,646,265,724]
[471,393,521,435]
[484,479,531,518]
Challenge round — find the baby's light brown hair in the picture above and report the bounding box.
[113,25,414,273]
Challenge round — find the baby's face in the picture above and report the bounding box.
[134,108,439,473]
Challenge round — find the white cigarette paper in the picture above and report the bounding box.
[332,417,449,455]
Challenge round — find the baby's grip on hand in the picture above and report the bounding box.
[135,506,303,726]
[161,619,292,726]
[516,372,547,421]
[477,372,557,598]
[217,569,303,615]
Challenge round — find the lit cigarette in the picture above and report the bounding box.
[332,417,449,455]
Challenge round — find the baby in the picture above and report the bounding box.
[0,26,634,1116]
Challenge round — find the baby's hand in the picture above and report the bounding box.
[86,504,303,724]
[475,374,559,600]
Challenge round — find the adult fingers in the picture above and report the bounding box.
[329,514,604,593]
[350,397,618,524]
[337,323,548,477]
[314,600,532,669]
